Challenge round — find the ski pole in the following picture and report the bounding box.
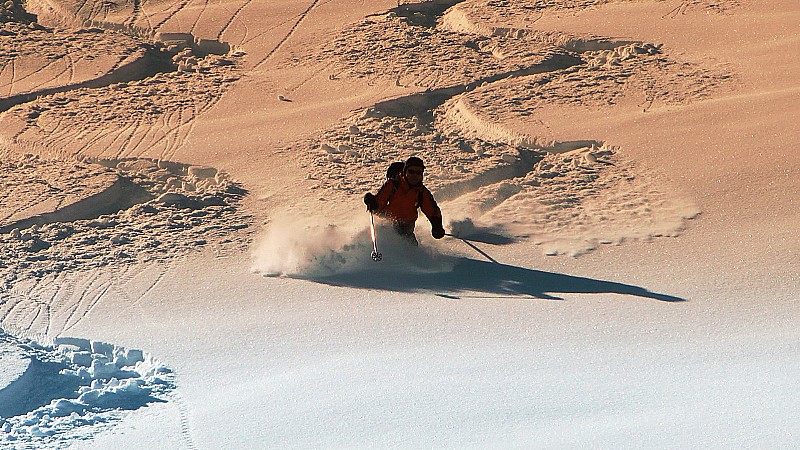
[369,212,382,262]
[445,233,498,264]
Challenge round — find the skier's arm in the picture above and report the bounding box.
[420,188,445,239]
[365,180,394,212]
[419,187,442,220]
[373,180,395,209]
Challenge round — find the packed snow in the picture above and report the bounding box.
[0,331,173,448]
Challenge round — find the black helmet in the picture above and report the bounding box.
[404,156,425,171]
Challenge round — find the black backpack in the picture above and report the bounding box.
[386,161,405,184]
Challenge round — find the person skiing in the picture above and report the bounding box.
[363,156,446,245]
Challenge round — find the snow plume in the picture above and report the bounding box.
[251,212,454,278]
[251,212,364,276]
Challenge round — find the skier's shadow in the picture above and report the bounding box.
[313,256,685,302]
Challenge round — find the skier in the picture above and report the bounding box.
[363,156,446,245]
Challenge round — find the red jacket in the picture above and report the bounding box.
[374,176,442,224]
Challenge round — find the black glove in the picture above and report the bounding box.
[363,193,378,212]
[430,216,445,239]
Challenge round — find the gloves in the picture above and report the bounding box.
[363,193,378,212]
[430,216,445,239]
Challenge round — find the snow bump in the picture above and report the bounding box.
[0,332,173,449]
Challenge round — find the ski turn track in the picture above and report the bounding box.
[287,0,730,258]
[253,0,321,69]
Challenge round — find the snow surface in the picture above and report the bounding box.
[0,336,28,392]
[1,0,799,448]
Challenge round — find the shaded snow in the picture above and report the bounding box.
[0,332,173,449]
[0,336,28,392]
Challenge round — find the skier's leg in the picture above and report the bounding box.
[393,221,419,246]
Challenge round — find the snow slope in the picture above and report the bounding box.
[1,0,798,448]
[64,247,800,449]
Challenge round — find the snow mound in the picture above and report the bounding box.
[444,145,701,257]
[441,97,541,148]
[0,154,249,292]
[0,332,173,449]
[0,335,29,392]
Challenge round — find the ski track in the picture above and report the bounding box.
[50,115,78,148]
[10,63,232,161]
[66,44,77,84]
[285,61,329,94]
[6,262,175,340]
[217,0,253,43]
[116,116,144,159]
[75,282,113,333]
[238,0,326,48]
[75,0,91,17]
[238,0,337,49]
[2,277,52,340]
[134,117,164,159]
[22,51,84,92]
[2,55,62,92]
[152,0,193,32]
[189,0,210,35]
[58,278,82,335]
[129,262,170,309]
[0,191,50,223]
[59,272,103,336]
[5,58,15,97]
[253,0,321,69]
[145,107,188,160]
[0,61,8,96]
[41,280,62,338]
[1,270,117,341]
[139,1,156,35]
[74,125,119,159]
[109,122,138,159]
[239,13,296,47]
[663,1,690,18]
[171,390,198,450]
